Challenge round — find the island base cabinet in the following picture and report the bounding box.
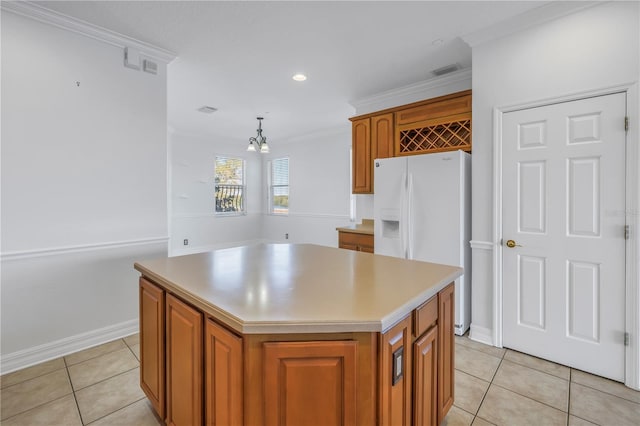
[138,273,454,426]
[166,294,203,426]
[264,341,358,426]
[379,316,412,426]
[413,326,438,426]
[438,283,455,424]
[139,278,165,419]
[205,318,243,426]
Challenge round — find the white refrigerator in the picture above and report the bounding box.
[374,150,471,335]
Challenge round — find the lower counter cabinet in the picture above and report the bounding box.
[139,277,454,426]
[166,294,203,426]
[264,341,358,425]
[205,318,243,425]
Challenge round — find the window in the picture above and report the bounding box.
[215,156,245,214]
[269,157,289,214]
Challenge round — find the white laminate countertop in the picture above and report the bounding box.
[134,243,462,335]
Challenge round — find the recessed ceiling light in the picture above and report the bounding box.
[292,73,307,82]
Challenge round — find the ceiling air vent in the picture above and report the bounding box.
[197,106,218,114]
[431,63,460,77]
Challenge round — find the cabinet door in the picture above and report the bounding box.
[264,340,358,426]
[139,278,165,418]
[372,113,394,159]
[413,326,438,426]
[352,118,372,194]
[437,283,455,423]
[166,294,203,426]
[379,315,412,426]
[205,319,243,426]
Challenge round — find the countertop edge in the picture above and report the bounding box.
[335,226,374,235]
[135,261,462,335]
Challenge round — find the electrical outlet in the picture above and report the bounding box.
[285,233,289,240]
[183,239,189,245]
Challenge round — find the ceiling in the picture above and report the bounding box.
[32,1,549,143]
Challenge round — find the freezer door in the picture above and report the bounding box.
[373,157,407,257]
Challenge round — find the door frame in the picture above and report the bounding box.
[492,83,640,389]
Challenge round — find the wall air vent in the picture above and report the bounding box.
[197,106,218,114]
[431,63,461,77]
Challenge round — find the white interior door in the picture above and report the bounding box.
[502,92,627,381]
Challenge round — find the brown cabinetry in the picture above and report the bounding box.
[352,118,371,193]
[166,294,203,426]
[379,316,412,426]
[437,283,455,422]
[205,319,243,426]
[350,91,471,193]
[264,340,358,426]
[413,326,438,426]
[338,231,374,253]
[351,113,394,194]
[378,283,454,426]
[139,273,454,426]
[139,278,165,418]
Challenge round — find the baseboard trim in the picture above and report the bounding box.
[469,324,494,347]
[0,319,139,374]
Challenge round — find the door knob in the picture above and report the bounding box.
[505,239,522,248]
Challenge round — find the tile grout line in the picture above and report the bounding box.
[567,368,572,425]
[469,347,506,423]
[0,394,73,424]
[81,396,147,425]
[71,364,140,393]
[64,358,86,426]
[569,377,640,406]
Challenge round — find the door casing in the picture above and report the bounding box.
[492,83,640,389]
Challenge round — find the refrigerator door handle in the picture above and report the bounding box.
[407,173,415,260]
[400,171,408,259]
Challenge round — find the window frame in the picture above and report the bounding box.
[214,155,247,216]
[269,157,289,215]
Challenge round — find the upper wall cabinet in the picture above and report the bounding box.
[350,112,394,194]
[349,91,471,194]
[395,92,471,156]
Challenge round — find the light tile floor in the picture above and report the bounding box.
[1,333,639,425]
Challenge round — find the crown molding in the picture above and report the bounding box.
[349,68,472,116]
[2,1,177,63]
[461,1,603,48]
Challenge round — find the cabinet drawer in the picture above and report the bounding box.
[395,95,471,126]
[338,231,373,252]
[414,295,438,337]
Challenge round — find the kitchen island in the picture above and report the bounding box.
[134,243,461,426]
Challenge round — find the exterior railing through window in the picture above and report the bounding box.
[215,184,244,213]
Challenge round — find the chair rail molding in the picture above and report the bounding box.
[469,240,493,251]
[1,237,169,262]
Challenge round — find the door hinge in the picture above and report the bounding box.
[625,225,630,240]
[625,116,629,132]
[624,332,630,346]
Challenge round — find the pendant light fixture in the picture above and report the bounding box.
[247,117,269,153]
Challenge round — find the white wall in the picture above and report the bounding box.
[470,2,640,341]
[169,131,262,255]
[1,11,169,372]
[262,127,352,246]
